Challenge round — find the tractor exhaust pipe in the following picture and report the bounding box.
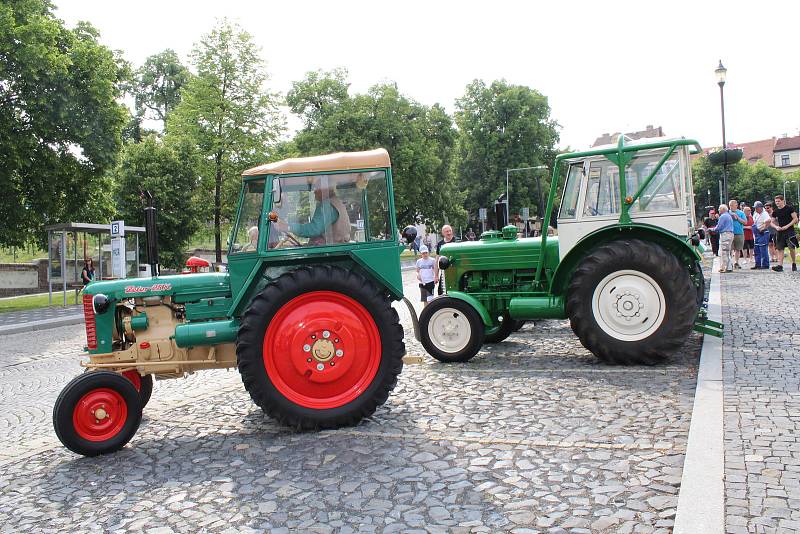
[495,195,508,229]
[142,191,159,277]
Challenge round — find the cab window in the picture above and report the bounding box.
[230,179,264,254]
[625,149,682,213]
[269,171,391,248]
[559,163,583,219]
[583,160,620,216]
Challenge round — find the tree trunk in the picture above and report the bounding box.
[214,156,223,263]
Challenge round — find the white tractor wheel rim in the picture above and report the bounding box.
[591,269,666,342]
[427,307,472,354]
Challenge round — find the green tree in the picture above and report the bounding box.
[454,80,560,225]
[691,158,783,213]
[168,19,283,261]
[133,49,191,131]
[0,0,128,246]
[287,71,465,227]
[112,136,202,268]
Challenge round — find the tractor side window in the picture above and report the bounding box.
[583,160,620,217]
[559,163,583,219]
[364,171,391,240]
[270,172,389,248]
[231,178,265,254]
[625,150,682,213]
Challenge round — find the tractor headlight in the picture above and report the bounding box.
[92,294,111,315]
[438,256,451,270]
[690,234,701,247]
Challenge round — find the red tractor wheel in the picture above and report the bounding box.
[53,371,142,456]
[236,266,404,430]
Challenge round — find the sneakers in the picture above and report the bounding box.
[733,263,741,269]
[794,264,798,271]
[750,266,760,270]
[773,265,784,272]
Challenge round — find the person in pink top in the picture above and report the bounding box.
[742,206,755,264]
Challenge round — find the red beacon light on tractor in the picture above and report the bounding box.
[181,256,211,274]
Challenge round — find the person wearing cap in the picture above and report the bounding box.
[415,245,436,307]
[276,176,350,246]
[751,201,771,269]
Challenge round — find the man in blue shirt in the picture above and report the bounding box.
[729,199,746,269]
[714,204,735,272]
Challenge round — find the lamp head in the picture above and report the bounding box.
[715,60,727,86]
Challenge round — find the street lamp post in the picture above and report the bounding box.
[715,60,728,203]
[505,165,549,221]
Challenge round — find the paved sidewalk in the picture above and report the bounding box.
[0,305,83,335]
[722,267,800,533]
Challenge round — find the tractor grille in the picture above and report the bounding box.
[82,294,97,350]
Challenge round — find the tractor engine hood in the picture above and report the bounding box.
[83,273,231,301]
[441,236,560,272]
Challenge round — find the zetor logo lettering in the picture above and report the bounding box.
[125,283,172,294]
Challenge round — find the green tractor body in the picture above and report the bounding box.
[56,149,412,456]
[422,136,721,364]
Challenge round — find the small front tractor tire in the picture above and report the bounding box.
[566,239,697,365]
[419,297,485,363]
[236,266,404,430]
[53,371,143,456]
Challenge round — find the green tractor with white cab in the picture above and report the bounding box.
[54,149,420,456]
[420,136,721,365]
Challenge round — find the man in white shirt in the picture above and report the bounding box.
[751,201,771,270]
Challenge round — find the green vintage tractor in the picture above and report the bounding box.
[420,136,722,365]
[54,149,418,456]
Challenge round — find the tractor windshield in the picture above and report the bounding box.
[269,170,392,248]
[624,149,683,213]
[229,178,265,254]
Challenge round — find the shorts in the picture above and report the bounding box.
[769,231,777,244]
[419,281,435,302]
[732,234,744,251]
[776,229,799,249]
[743,239,754,250]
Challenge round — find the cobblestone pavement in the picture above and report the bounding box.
[722,266,800,533]
[0,271,702,533]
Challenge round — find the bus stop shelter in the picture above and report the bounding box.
[44,222,146,306]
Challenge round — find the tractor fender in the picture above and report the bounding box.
[549,223,701,296]
[444,291,493,327]
[401,297,421,341]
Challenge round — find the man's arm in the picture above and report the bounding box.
[289,202,339,237]
[790,211,799,230]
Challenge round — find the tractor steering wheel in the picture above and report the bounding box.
[268,215,303,248]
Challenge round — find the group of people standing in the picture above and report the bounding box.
[704,195,799,273]
[415,225,458,306]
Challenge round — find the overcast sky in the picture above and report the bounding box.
[55,0,800,151]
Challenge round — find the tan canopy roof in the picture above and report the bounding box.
[242,148,391,176]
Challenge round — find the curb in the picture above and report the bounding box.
[674,258,724,533]
[0,315,84,336]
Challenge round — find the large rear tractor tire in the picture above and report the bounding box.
[419,297,485,363]
[53,371,143,456]
[236,266,405,430]
[566,239,697,365]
